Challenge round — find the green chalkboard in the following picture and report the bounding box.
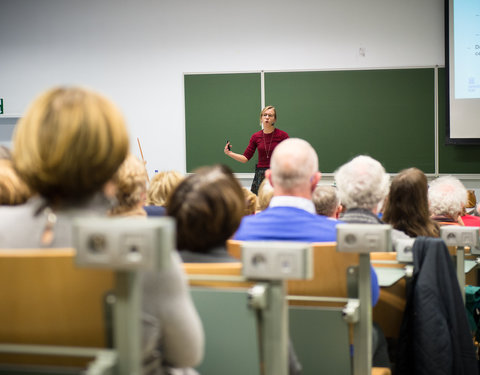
[185,69,436,174]
[265,69,435,173]
[185,73,261,172]
[438,68,480,173]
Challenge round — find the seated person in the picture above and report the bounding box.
[0,86,203,374]
[334,155,410,243]
[109,153,148,217]
[382,168,440,237]
[312,185,341,218]
[235,138,338,242]
[428,176,467,226]
[167,164,243,263]
[334,155,396,369]
[145,170,184,216]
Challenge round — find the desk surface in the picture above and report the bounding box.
[374,260,478,288]
[373,267,406,288]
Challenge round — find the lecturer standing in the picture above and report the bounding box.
[224,105,289,195]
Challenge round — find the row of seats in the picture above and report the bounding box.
[0,237,475,374]
[0,242,393,375]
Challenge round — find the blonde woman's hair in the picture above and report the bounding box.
[242,187,257,216]
[146,170,184,206]
[256,178,274,212]
[0,159,32,205]
[13,86,129,201]
[109,154,148,216]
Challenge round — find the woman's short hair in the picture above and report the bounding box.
[13,86,129,201]
[312,185,340,217]
[428,175,467,219]
[167,164,244,253]
[109,154,148,216]
[146,170,184,206]
[256,178,274,211]
[383,168,439,237]
[260,105,277,123]
[334,155,389,210]
[0,159,32,205]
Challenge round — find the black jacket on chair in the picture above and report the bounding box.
[397,236,478,375]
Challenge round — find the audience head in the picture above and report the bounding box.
[242,187,257,216]
[146,170,184,207]
[334,155,389,212]
[256,178,274,212]
[312,185,341,218]
[109,154,148,216]
[267,138,320,196]
[12,86,129,203]
[428,175,467,221]
[167,164,244,253]
[0,159,32,205]
[383,168,439,237]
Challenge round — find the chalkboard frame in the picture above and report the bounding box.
[185,67,480,175]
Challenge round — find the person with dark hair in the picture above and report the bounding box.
[383,168,440,237]
[224,105,289,194]
[167,164,244,263]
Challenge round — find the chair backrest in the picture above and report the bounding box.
[183,262,253,288]
[228,240,359,303]
[0,248,114,368]
[226,240,392,375]
[288,242,358,302]
[183,262,261,375]
[190,287,262,375]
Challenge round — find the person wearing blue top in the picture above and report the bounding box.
[235,139,378,306]
[234,138,338,242]
[234,139,383,370]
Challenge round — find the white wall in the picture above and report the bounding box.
[0,0,444,176]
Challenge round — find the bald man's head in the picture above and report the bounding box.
[269,138,319,193]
